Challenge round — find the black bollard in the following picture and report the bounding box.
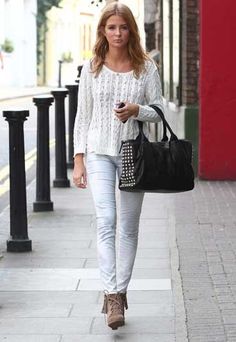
[65,84,78,168]
[51,88,70,187]
[58,60,63,87]
[33,95,54,212]
[75,65,83,84]
[3,110,32,252]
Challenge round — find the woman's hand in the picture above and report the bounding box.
[114,102,139,123]
[73,154,87,189]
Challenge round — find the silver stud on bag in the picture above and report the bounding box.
[120,143,136,188]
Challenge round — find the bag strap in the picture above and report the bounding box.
[149,106,168,141]
[137,117,168,142]
[137,121,148,142]
[149,105,178,141]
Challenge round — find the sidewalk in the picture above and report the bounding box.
[175,180,236,342]
[0,87,184,341]
[0,166,185,341]
[1,88,236,340]
[1,176,236,341]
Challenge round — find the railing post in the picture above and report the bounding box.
[51,88,70,187]
[33,95,54,212]
[3,110,32,252]
[65,84,78,168]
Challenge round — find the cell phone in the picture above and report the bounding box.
[115,102,127,123]
[117,102,125,109]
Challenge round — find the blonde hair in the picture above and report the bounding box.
[92,2,149,78]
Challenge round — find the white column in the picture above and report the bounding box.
[23,0,37,86]
[7,0,25,86]
[0,0,4,43]
[1,0,37,87]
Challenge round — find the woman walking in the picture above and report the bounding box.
[73,1,164,330]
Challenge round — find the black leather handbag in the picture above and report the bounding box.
[119,105,194,193]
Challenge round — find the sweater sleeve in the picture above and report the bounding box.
[135,60,164,123]
[73,60,93,156]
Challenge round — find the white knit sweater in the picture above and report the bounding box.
[73,59,164,156]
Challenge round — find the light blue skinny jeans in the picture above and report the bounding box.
[86,153,144,293]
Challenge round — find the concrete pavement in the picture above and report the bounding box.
[0,167,185,341]
[175,180,236,342]
[3,174,236,341]
[0,86,184,341]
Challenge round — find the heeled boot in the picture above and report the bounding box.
[101,293,125,330]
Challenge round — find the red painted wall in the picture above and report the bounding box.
[199,0,236,179]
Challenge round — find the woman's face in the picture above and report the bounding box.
[103,15,130,49]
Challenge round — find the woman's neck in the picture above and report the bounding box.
[104,49,132,72]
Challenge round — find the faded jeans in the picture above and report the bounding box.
[86,153,144,293]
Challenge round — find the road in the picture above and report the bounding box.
[0,96,58,213]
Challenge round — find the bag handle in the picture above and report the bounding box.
[148,105,168,142]
[121,105,178,152]
[149,105,178,141]
[137,115,168,142]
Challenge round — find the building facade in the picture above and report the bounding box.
[0,0,37,87]
[150,0,199,174]
[153,0,236,179]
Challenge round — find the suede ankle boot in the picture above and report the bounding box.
[120,292,128,315]
[102,293,125,330]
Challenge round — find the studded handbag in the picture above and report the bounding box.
[118,105,195,193]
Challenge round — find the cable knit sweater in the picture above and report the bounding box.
[73,59,164,156]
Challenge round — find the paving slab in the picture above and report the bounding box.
[0,337,60,342]
[61,336,116,342]
[0,256,86,268]
[0,291,100,304]
[92,317,175,334]
[85,256,170,269]
[0,268,100,291]
[131,267,171,279]
[0,317,92,334]
[61,334,175,342]
[28,214,94,228]
[70,302,174,317]
[97,290,174,305]
[78,278,171,291]
[0,303,72,318]
[114,334,175,342]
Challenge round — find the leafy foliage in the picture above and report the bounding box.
[90,0,104,6]
[61,51,73,63]
[1,38,14,53]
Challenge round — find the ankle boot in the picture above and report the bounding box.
[101,293,124,330]
[120,292,128,315]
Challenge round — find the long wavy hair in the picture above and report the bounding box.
[92,2,149,78]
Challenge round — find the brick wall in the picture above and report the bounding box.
[181,0,199,105]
